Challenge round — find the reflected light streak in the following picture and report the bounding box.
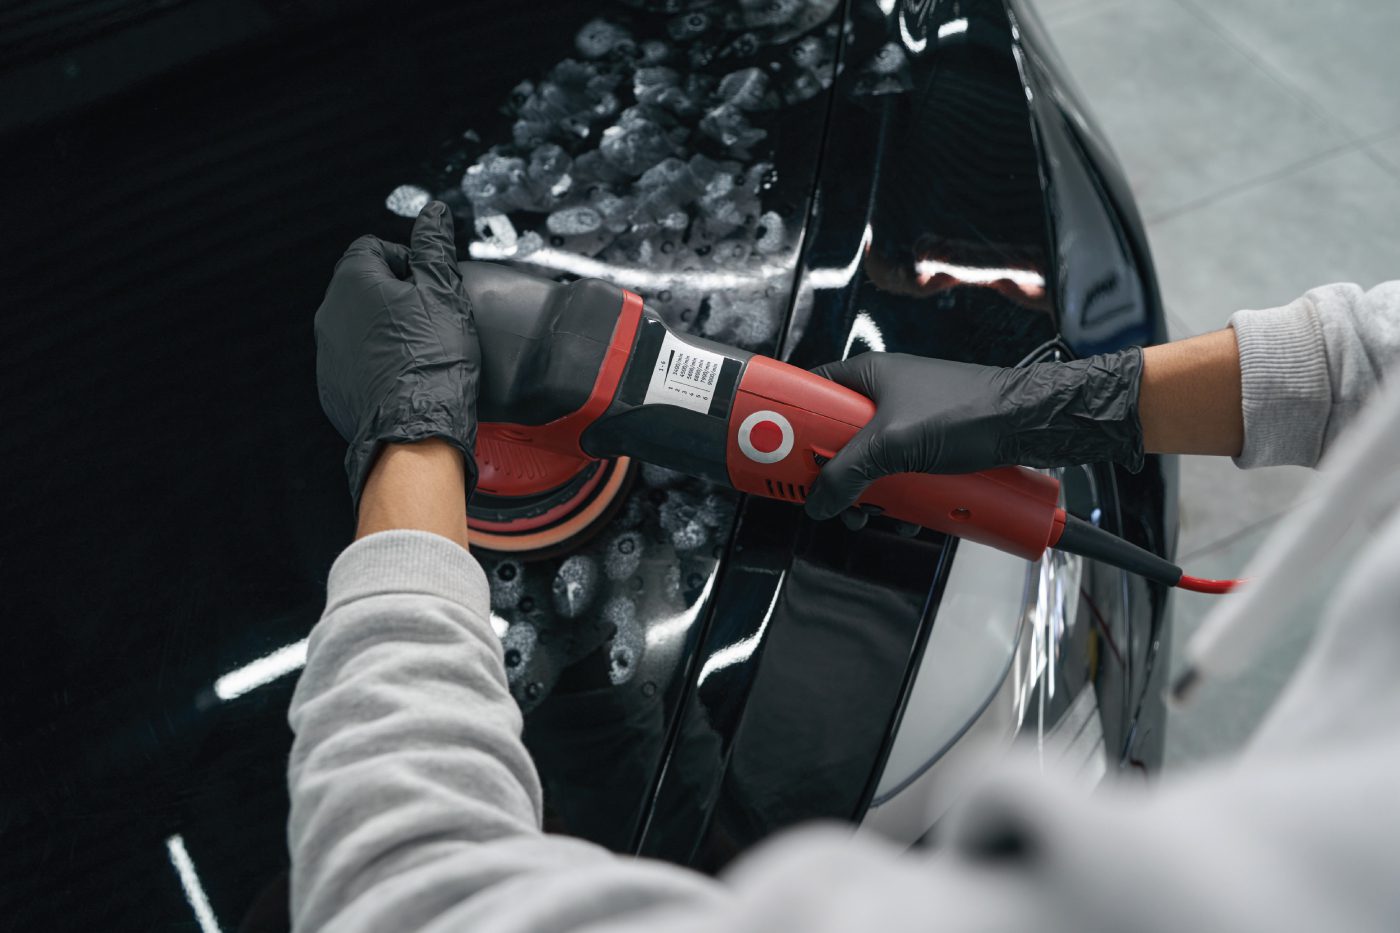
[938,17,968,39]
[696,572,785,685]
[166,835,223,933]
[875,0,896,14]
[842,310,887,359]
[213,638,308,701]
[913,259,1046,289]
[472,226,866,296]
[469,242,792,292]
[646,568,719,649]
[898,10,928,53]
[807,223,872,291]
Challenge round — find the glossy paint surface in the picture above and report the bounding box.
[1,0,1173,928]
[417,0,845,852]
[634,0,1174,867]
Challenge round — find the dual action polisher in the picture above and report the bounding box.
[460,261,1232,594]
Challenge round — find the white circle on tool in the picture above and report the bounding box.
[738,410,794,464]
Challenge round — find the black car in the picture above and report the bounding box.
[0,0,1175,929]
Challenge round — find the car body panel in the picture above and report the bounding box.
[434,0,846,853]
[627,0,1175,866]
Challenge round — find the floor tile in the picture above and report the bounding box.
[1164,519,1312,767]
[1163,308,1192,342]
[1177,455,1312,558]
[1028,0,1112,24]
[1182,0,1400,138]
[1044,0,1345,219]
[1367,128,1400,176]
[1147,148,1400,336]
[1163,495,1373,768]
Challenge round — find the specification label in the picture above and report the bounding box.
[643,332,726,415]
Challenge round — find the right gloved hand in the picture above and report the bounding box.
[314,201,481,512]
[804,349,1145,526]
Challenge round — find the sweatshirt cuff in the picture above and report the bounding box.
[324,530,489,616]
[1230,300,1331,469]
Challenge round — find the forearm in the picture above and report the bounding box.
[1103,282,1400,467]
[1138,328,1244,458]
[355,438,470,547]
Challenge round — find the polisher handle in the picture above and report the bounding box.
[727,357,1064,561]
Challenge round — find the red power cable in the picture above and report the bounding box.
[1177,575,1242,594]
[1049,511,1245,595]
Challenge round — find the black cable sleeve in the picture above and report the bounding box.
[1052,512,1182,586]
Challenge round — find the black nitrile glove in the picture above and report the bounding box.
[314,201,480,511]
[805,349,1145,525]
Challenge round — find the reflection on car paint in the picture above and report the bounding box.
[212,638,309,701]
[1016,467,1088,744]
[390,3,842,720]
[656,0,1168,861]
[384,183,431,218]
[165,835,221,933]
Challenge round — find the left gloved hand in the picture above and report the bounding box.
[314,201,480,511]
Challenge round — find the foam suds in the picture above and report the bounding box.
[500,622,539,686]
[385,184,431,217]
[603,531,644,581]
[489,559,526,611]
[403,0,876,709]
[603,596,645,685]
[552,554,601,618]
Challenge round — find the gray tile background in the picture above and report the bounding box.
[1033,0,1400,767]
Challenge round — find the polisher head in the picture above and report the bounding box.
[467,431,634,558]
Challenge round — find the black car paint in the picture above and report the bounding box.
[631,0,1175,868]
[0,0,1173,928]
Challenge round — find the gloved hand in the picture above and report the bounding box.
[805,349,1145,526]
[314,201,480,511]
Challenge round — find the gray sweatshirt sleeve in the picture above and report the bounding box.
[1229,281,1400,467]
[286,530,722,933]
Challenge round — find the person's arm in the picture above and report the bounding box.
[295,204,722,932]
[1141,280,1400,468]
[1227,281,1400,467]
[1138,328,1244,457]
[1109,281,1400,466]
[354,439,470,547]
[806,281,1400,521]
[287,439,723,931]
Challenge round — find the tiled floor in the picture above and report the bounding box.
[1034,0,1400,766]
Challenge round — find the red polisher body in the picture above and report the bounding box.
[727,356,1064,560]
[459,262,1067,563]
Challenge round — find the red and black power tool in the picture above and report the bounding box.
[459,261,1232,594]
